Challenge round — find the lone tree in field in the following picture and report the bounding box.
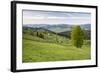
[71,25,84,48]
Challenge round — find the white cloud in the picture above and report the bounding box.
[23,10,91,25]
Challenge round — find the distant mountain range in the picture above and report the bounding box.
[23,24,91,33]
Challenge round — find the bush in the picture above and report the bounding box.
[37,32,45,39]
[39,33,44,39]
[71,26,84,48]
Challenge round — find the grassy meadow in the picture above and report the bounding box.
[22,27,91,63]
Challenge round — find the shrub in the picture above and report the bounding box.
[37,32,45,39]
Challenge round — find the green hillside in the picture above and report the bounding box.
[22,28,91,63]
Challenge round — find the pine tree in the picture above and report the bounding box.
[71,25,84,48]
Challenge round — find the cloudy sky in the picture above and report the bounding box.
[23,10,91,25]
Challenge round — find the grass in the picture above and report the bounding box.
[22,33,91,63]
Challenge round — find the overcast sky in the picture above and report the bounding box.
[23,10,91,25]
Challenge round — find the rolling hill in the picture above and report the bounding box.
[23,24,91,33]
[23,24,91,39]
[22,26,91,62]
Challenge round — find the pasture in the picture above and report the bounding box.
[22,29,91,62]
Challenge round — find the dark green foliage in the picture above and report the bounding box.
[38,33,44,39]
[71,26,84,48]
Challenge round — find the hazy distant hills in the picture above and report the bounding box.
[23,24,91,33]
[80,24,91,30]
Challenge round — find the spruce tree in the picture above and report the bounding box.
[71,25,84,48]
